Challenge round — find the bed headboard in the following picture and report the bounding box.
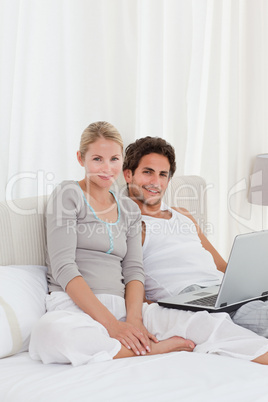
[0,175,207,266]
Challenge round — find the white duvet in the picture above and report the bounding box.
[1,351,268,402]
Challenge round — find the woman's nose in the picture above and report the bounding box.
[101,160,111,171]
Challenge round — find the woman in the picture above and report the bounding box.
[29,121,194,365]
[30,121,268,366]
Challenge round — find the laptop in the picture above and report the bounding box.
[158,230,268,313]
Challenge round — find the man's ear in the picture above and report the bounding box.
[77,151,84,167]
[123,169,133,183]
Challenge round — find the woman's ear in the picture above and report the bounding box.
[77,151,84,167]
[123,169,133,183]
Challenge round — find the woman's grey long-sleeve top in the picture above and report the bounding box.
[46,180,145,297]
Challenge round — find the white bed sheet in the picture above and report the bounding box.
[1,351,268,402]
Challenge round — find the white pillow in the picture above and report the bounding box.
[0,265,48,358]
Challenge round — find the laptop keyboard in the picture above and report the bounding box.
[186,294,218,306]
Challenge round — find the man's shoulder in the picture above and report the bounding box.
[171,206,189,215]
[171,206,197,224]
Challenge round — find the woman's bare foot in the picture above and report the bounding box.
[149,336,195,355]
[114,336,195,359]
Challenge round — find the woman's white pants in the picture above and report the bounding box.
[29,292,268,366]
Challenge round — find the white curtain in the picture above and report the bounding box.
[1,0,268,257]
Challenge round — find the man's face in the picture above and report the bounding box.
[124,153,171,207]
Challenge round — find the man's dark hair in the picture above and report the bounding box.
[123,136,176,177]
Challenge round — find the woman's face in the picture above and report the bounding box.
[78,138,123,188]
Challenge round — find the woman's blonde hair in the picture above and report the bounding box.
[79,121,123,159]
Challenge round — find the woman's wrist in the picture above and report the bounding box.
[126,312,143,324]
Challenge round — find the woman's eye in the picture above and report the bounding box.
[111,157,119,161]
[93,157,101,161]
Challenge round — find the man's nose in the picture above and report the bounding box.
[150,174,160,186]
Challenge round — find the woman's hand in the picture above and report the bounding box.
[121,280,158,355]
[107,319,157,356]
[126,316,159,352]
[66,278,155,356]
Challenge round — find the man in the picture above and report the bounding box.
[123,136,268,338]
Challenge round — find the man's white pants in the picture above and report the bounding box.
[232,300,268,338]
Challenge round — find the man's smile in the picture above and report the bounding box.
[143,186,161,195]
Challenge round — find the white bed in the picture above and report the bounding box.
[1,351,268,402]
[1,176,268,402]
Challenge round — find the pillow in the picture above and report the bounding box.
[0,265,48,358]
